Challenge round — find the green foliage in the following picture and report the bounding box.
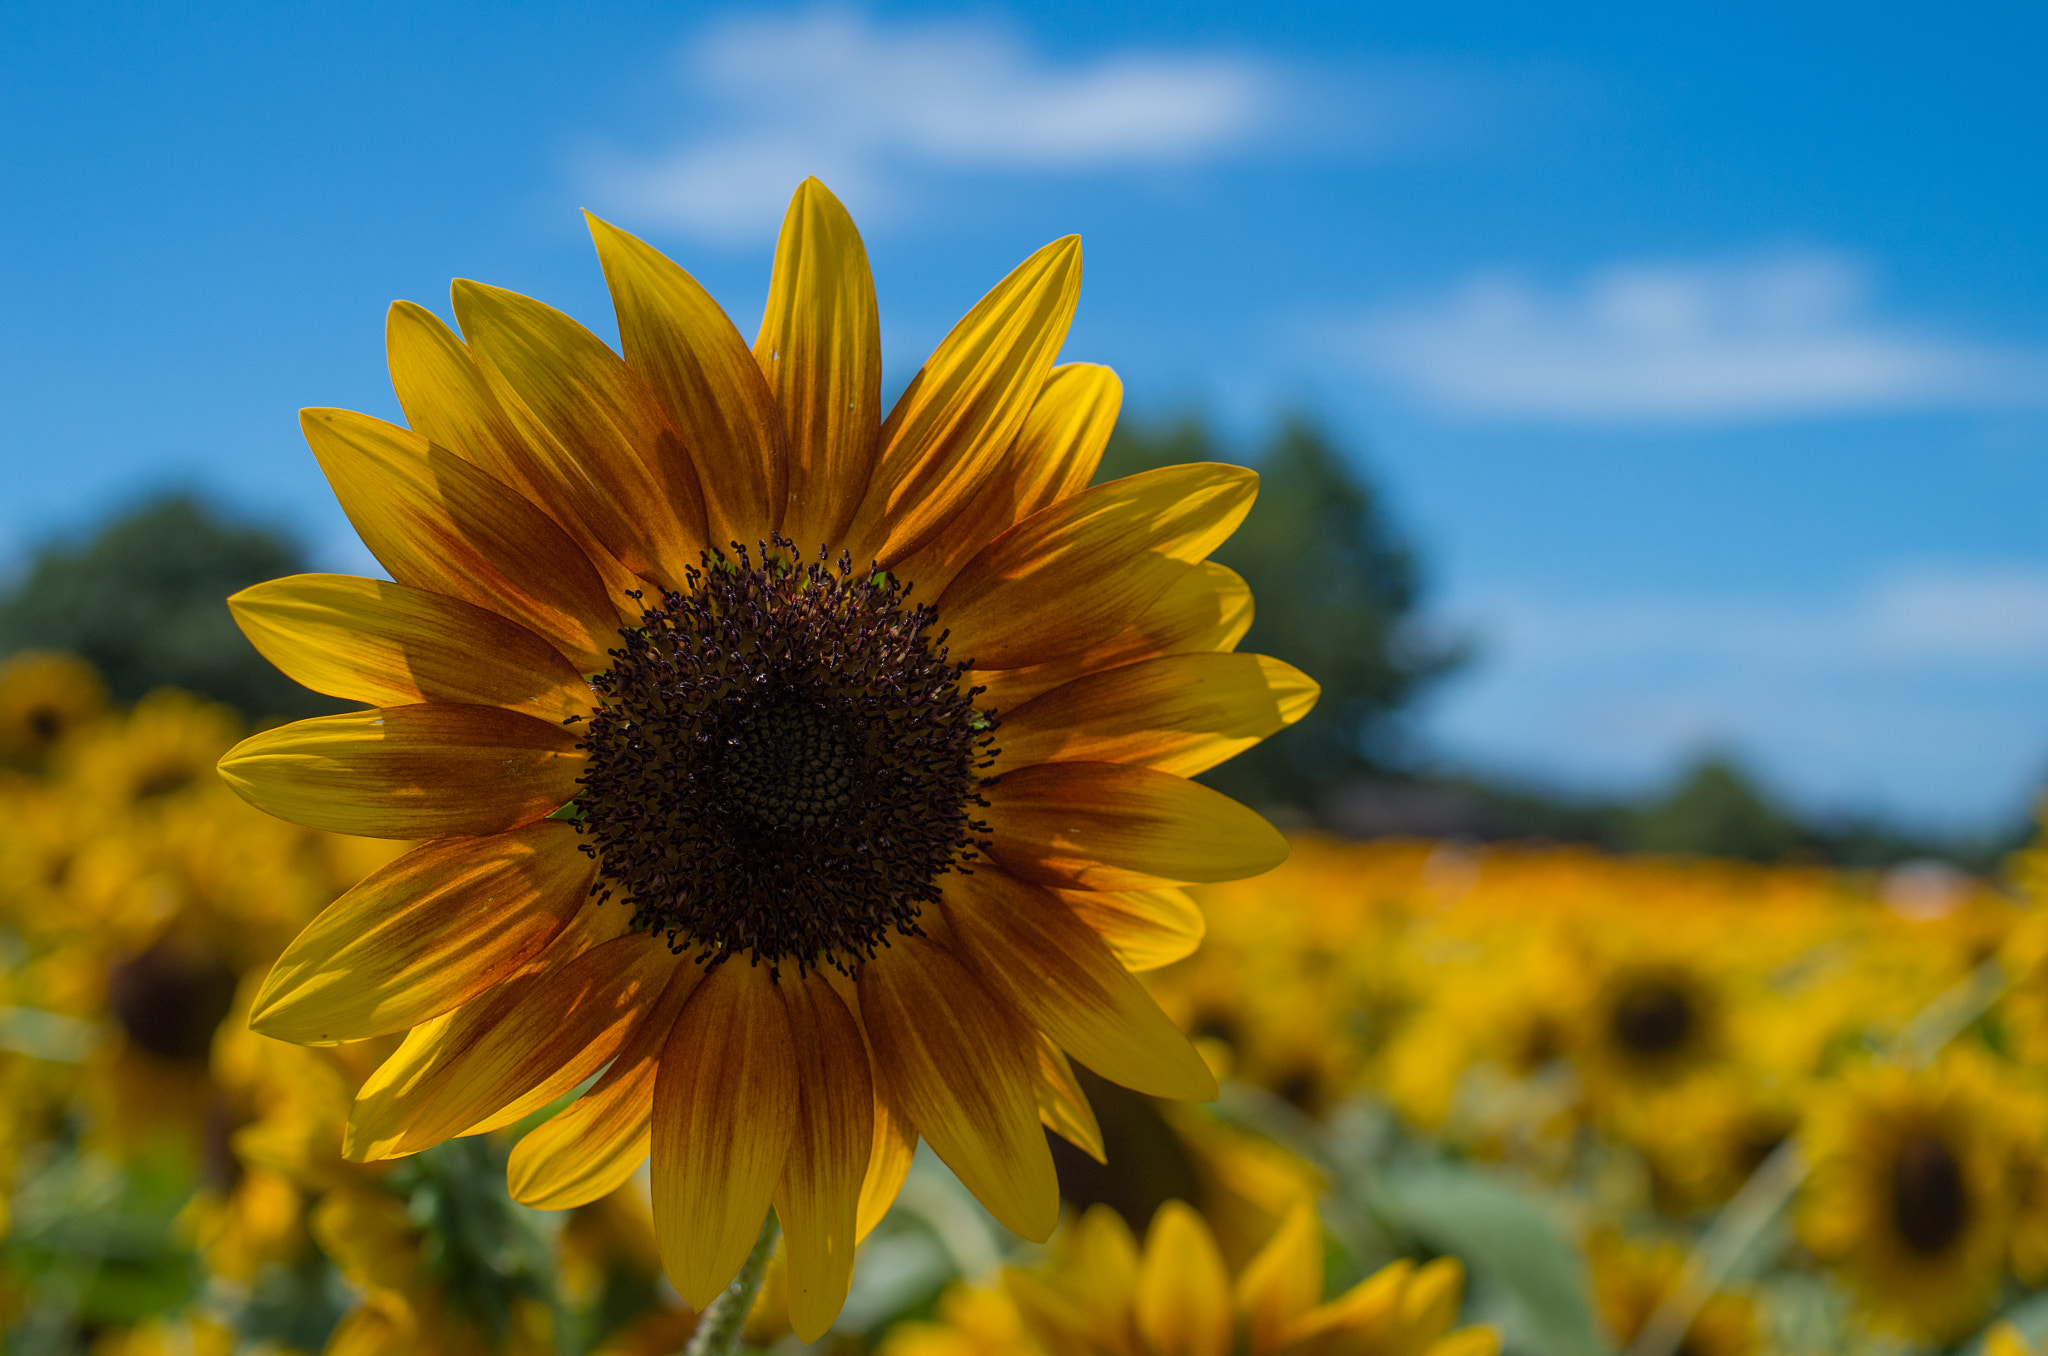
[1095,416,1466,815]
[1624,755,1806,862]
[0,493,345,720]
[1374,1158,1610,1356]
[3,1152,202,1348]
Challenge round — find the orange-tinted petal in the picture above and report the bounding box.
[589,213,785,549]
[844,237,1081,568]
[858,941,1058,1241]
[229,573,592,723]
[507,959,705,1209]
[986,761,1289,892]
[217,704,583,839]
[1060,886,1206,972]
[972,559,1251,712]
[250,821,592,1045]
[301,407,630,670]
[998,652,1316,777]
[652,961,800,1308]
[452,278,709,582]
[774,976,874,1342]
[346,928,666,1160]
[1136,1201,1232,1356]
[386,300,532,474]
[857,1085,917,1242]
[755,178,883,553]
[894,361,1122,596]
[1033,1037,1104,1162]
[1003,363,1121,518]
[939,464,1257,670]
[942,866,1215,1101]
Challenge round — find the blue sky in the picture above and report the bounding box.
[3,1,2045,829]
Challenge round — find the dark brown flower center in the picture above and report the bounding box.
[1892,1130,1968,1255]
[108,935,240,1063]
[1610,978,1695,1057]
[572,540,997,976]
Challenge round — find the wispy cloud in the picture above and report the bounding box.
[1428,562,2048,823]
[1345,253,2048,422]
[589,8,1270,241]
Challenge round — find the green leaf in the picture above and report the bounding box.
[1374,1159,1611,1356]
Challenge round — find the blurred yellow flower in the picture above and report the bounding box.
[1799,1054,2016,1342]
[0,651,107,769]
[890,1199,1497,1356]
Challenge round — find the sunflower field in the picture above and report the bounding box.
[3,644,2047,1356]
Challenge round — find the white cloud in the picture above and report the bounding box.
[592,8,1270,241]
[1346,253,2048,422]
[1425,562,2048,825]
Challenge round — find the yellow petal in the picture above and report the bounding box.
[1061,886,1206,972]
[1280,1260,1410,1354]
[250,821,592,1045]
[773,976,875,1343]
[1425,1329,1502,1356]
[1033,1037,1104,1162]
[857,941,1058,1241]
[857,1085,917,1242]
[652,961,800,1308]
[1393,1258,1467,1352]
[300,407,629,670]
[386,300,532,474]
[1065,1204,1142,1325]
[229,573,593,723]
[345,928,667,1160]
[939,464,1258,671]
[506,959,705,1209]
[893,361,1124,595]
[1234,1200,1322,1353]
[452,278,710,582]
[1005,364,1121,517]
[986,761,1289,891]
[217,703,583,839]
[942,866,1216,1101]
[1136,1201,1233,1356]
[589,213,786,549]
[973,559,1251,712]
[843,236,1082,567]
[754,179,883,552]
[999,652,1317,777]
[1004,1269,1099,1354]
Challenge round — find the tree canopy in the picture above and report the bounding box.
[1094,416,1466,816]
[0,494,344,720]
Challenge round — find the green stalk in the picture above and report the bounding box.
[681,1212,782,1356]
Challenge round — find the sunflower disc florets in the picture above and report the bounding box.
[573,537,997,976]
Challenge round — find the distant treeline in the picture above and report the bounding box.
[1,427,2025,871]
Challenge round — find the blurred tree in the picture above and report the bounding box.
[0,493,345,720]
[1095,416,1466,816]
[1622,755,1807,862]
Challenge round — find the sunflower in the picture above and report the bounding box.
[1574,953,1726,1097]
[1798,1055,2015,1342]
[218,178,1314,1340]
[1585,1231,1757,1356]
[0,650,107,769]
[888,1200,1497,1356]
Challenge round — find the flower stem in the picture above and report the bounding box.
[682,1211,781,1356]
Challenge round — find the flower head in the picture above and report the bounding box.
[220,179,1314,1339]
